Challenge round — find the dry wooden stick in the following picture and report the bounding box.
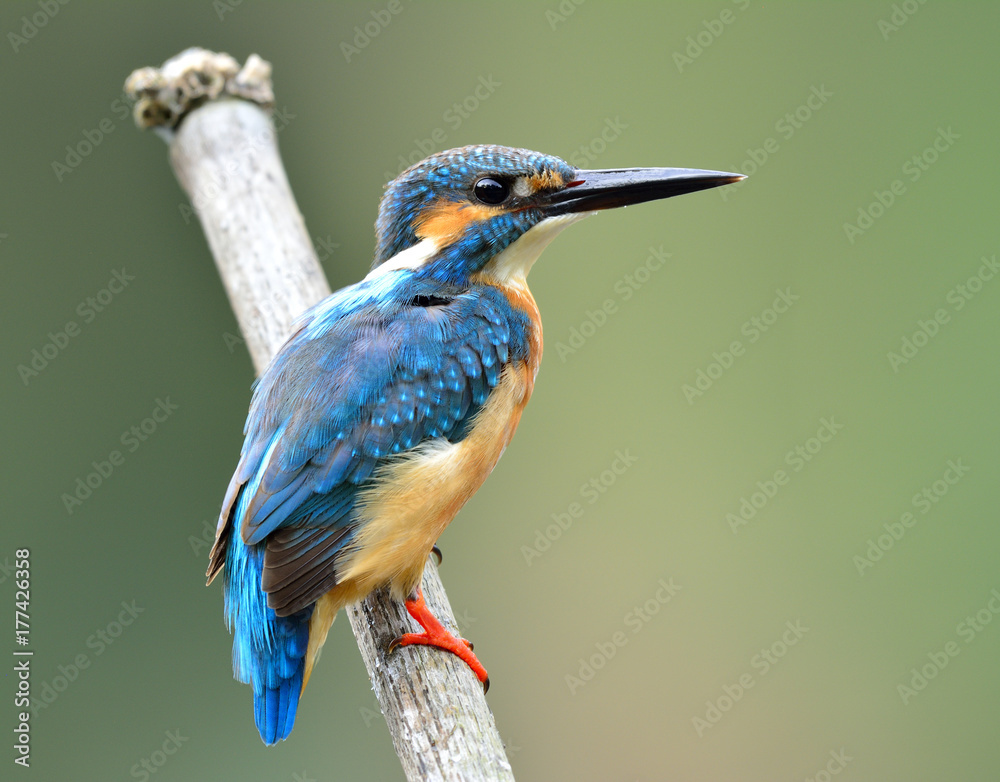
[125,48,513,782]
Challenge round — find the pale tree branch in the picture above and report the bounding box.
[126,48,513,782]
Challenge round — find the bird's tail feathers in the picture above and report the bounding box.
[225,535,312,745]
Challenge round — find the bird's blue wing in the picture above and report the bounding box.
[208,274,531,618]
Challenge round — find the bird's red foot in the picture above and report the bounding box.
[387,589,490,692]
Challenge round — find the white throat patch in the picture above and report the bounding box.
[479,212,594,286]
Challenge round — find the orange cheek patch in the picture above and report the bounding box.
[414,200,497,246]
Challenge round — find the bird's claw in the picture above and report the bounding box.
[387,590,490,689]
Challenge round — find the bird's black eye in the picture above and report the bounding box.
[473,177,510,205]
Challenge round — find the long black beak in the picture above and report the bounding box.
[545,167,745,215]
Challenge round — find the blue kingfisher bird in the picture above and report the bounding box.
[206,144,742,744]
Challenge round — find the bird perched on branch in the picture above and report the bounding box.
[207,144,742,744]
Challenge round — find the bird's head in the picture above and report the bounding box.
[372,144,742,287]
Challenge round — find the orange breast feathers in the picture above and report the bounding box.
[333,355,536,603]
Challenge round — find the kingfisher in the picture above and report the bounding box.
[206,144,742,744]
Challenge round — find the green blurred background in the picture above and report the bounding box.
[3,2,998,780]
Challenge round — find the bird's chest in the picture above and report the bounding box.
[498,278,543,380]
[338,284,543,597]
[339,357,538,596]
